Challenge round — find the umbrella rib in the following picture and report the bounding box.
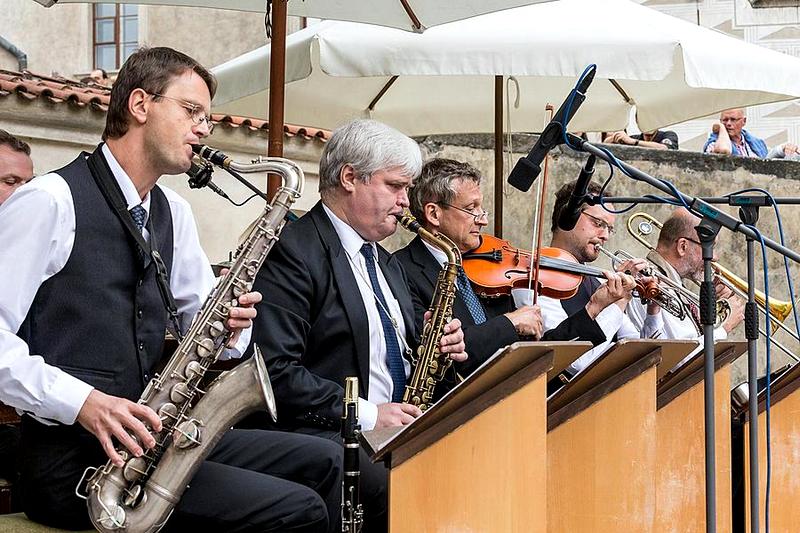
[399,0,423,31]
[609,79,633,104]
[368,76,400,111]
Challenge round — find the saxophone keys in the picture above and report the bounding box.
[209,320,225,338]
[158,402,179,422]
[173,420,202,449]
[196,338,215,358]
[169,382,192,404]
[123,457,148,482]
[184,360,205,380]
[122,483,145,508]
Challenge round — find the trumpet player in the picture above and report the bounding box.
[626,208,745,342]
[542,180,664,389]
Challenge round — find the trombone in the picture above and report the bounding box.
[627,212,800,362]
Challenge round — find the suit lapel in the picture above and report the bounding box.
[309,203,372,392]
[409,236,475,327]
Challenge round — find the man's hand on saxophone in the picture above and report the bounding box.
[433,312,467,363]
[77,391,162,467]
[224,290,262,347]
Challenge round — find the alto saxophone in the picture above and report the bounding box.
[79,146,304,533]
[395,213,461,411]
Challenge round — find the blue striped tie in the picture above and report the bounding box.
[360,244,406,403]
[457,267,487,325]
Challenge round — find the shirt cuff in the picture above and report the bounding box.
[218,326,252,361]
[358,398,378,431]
[595,304,623,339]
[43,371,95,425]
[642,312,664,338]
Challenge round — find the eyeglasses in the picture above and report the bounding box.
[148,92,214,133]
[581,211,615,235]
[439,202,489,223]
[680,236,702,246]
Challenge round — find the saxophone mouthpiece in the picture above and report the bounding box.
[395,211,421,232]
[191,144,231,168]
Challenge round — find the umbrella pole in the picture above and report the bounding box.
[267,0,287,200]
[494,75,504,238]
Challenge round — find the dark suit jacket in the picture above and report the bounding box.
[394,236,607,381]
[251,201,417,431]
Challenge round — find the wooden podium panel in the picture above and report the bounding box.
[654,342,745,533]
[744,361,800,533]
[363,342,589,533]
[547,340,662,533]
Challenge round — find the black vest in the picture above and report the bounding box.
[18,152,174,402]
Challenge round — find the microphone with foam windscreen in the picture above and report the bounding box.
[557,155,596,232]
[508,65,596,192]
[186,160,230,201]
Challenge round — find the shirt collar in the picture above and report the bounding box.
[322,202,373,260]
[422,239,448,267]
[101,143,151,216]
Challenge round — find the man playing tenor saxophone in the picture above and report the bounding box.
[250,119,467,533]
[0,46,342,531]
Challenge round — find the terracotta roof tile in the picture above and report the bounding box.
[0,69,329,141]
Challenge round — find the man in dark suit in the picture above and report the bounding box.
[395,159,613,394]
[251,119,467,533]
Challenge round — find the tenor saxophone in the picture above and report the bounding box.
[395,213,461,412]
[80,146,304,533]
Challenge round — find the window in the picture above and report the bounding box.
[93,4,139,71]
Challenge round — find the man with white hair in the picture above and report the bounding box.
[250,118,467,533]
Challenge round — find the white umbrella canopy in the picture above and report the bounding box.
[31,0,551,31]
[212,0,800,135]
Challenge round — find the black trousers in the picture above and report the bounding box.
[21,420,341,532]
[295,427,388,533]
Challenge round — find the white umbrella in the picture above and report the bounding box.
[30,0,550,32]
[212,0,800,134]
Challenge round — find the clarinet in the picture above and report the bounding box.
[341,377,364,533]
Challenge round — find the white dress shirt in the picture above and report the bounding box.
[0,144,248,426]
[627,252,725,368]
[322,204,410,431]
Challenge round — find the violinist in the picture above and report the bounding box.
[394,159,609,398]
[543,179,664,388]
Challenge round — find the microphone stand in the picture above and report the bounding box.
[567,133,800,533]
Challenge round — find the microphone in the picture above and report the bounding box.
[191,144,232,168]
[186,160,230,200]
[508,65,596,192]
[557,155,596,232]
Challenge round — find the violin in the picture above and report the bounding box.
[462,234,659,301]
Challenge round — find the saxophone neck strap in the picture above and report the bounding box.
[86,145,184,341]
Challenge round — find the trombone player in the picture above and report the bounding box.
[626,208,745,342]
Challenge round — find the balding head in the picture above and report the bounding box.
[656,208,705,279]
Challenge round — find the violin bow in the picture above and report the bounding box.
[529,103,555,305]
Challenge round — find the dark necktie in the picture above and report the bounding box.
[360,244,406,402]
[130,204,147,233]
[457,267,487,325]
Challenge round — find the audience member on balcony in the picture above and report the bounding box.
[704,108,767,158]
[606,129,679,150]
[767,142,800,161]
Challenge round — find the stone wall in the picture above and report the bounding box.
[390,134,800,382]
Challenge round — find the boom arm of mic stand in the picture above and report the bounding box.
[565,133,800,264]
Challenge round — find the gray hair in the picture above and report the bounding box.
[318,119,422,195]
[409,158,482,222]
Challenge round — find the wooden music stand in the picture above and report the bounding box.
[361,341,590,533]
[744,359,800,532]
[654,341,746,533]
[546,339,664,533]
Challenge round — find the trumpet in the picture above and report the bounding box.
[595,245,688,319]
[627,212,800,362]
